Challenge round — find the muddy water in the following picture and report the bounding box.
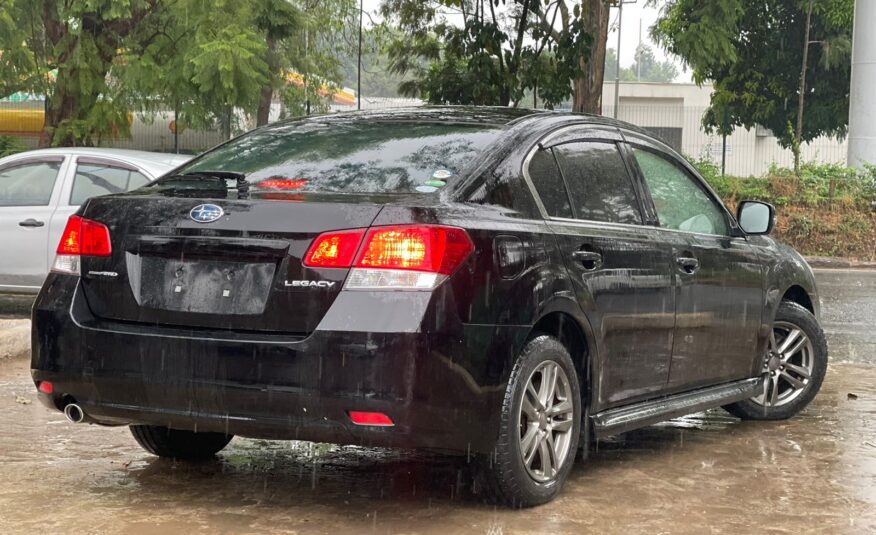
[0,358,873,534]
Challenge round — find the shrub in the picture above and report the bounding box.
[0,135,25,157]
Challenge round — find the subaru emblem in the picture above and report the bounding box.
[189,204,224,223]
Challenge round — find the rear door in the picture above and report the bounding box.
[625,135,764,391]
[525,125,677,408]
[0,156,67,291]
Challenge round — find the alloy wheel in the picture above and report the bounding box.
[754,320,815,407]
[518,361,576,483]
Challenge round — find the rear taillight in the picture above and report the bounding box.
[356,226,472,274]
[303,225,473,290]
[303,229,366,268]
[348,225,473,290]
[52,215,112,275]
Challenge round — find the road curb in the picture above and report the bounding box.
[805,256,876,270]
[0,319,30,360]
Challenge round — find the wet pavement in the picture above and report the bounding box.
[0,357,873,534]
[819,269,876,365]
[0,268,874,534]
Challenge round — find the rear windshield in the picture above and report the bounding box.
[175,121,504,194]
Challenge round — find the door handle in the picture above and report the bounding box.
[573,250,603,270]
[676,256,700,274]
[18,218,45,228]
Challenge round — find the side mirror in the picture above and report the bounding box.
[737,200,776,235]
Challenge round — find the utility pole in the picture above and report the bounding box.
[613,1,623,118]
[357,0,363,111]
[794,0,814,174]
[848,0,876,168]
[612,1,636,118]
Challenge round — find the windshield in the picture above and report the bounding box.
[174,121,504,194]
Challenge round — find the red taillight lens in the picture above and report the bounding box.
[355,225,473,275]
[303,229,366,268]
[257,178,308,190]
[57,215,112,257]
[37,381,53,394]
[348,411,394,426]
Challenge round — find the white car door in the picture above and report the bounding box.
[0,155,70,292]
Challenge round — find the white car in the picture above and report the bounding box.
[0,148,191,293]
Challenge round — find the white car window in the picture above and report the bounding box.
[0,161,62,207]
[70,163,150,205]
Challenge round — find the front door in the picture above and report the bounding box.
[0,157,66,291]
[629,144,764,391]
[525,131,676,409]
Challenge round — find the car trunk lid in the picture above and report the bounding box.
[78,191,387,334]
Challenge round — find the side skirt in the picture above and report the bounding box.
[591,377,762,439]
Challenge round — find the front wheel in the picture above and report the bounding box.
[483,335,583,507]
[130,425,233,460]
[724,300,828,420]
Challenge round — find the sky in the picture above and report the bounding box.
[360,0,690,83]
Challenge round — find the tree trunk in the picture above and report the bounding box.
[256,36,278,127]
[256,84,273,127]
[572,0,610,114]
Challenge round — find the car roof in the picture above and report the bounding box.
[271,105,655,138]
[0,148,191,177]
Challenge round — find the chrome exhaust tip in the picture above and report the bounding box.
[63,403,85,424]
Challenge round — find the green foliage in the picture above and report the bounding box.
[691,157,772,203]
[604,45,678,83]
[379,0,597,108]
[693,159,876,210]
[653,0,853,146]
[0,0,354,144]
[0,135,25,157]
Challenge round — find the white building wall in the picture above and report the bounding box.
[602,82,847,176]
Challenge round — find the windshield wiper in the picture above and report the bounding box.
[156,171,250,196]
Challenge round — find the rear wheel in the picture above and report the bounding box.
[724,301,827,420]
[130,425,233,459]
[483,335,582,507]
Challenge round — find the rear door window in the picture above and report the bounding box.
[70,162,150,205]
[527,149,573,218]
[553,142,642,225]
[0,161,62,207]
[172,122,503,194]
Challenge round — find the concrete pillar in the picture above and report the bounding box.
[848,0,876,168]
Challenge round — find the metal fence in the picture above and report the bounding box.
[1,97,849,176]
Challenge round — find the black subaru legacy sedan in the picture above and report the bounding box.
[31,107,827,507]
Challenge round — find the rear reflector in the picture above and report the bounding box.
[303,229,366,268]
[37,381,53,394]
[52,215,112,275]
[348,411,394,426]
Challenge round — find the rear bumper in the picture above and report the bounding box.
[32,275,527,453]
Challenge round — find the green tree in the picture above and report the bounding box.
[0,0,167,146]
[0,0,353,145]
[126,0,270,138]
[604,45,679,83]
[653,0,852,167]
[379,0,611,112]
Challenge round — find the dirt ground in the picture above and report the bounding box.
[0,269,874,534]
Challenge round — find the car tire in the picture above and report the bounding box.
[724,300,828,420]
[482,334,583,507]
[130,425,233,460]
